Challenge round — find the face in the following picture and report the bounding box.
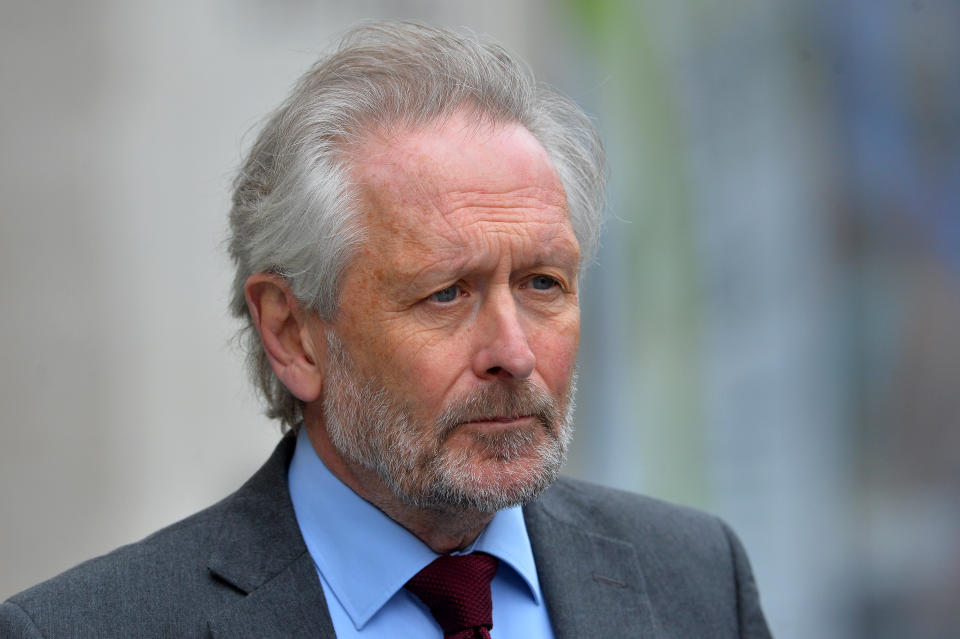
[318,113,581,512]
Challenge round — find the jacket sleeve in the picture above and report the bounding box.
[721,521,774,638]
[0,601,46,639]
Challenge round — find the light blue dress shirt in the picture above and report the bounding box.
[287,429,557,638]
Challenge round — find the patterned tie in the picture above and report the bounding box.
[405,552,500,639]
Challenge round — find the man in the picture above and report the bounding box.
[1,22,772,638]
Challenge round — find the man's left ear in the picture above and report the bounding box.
[243,273,327,402]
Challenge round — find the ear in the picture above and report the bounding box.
[244,273,326,403]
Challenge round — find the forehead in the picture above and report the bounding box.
[347,114,573,260]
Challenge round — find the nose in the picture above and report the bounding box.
[471,290,536,381]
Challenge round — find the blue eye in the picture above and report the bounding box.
[429,285,460,303]
[529,275,558,290]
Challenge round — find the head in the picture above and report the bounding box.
[229,21,605,511]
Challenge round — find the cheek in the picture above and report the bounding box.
[530,319,580,390]
[378,331,474,408]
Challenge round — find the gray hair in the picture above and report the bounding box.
[228,21,606,429]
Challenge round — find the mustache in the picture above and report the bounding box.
[435,380,560,435]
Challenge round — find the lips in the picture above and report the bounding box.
[434,380,559,436]
[464,414,533,426]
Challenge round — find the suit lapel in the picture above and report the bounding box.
[207,552,335,638]
[205,435,337,639]
[524,494,662,639]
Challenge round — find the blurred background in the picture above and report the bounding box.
[1,1,958,637]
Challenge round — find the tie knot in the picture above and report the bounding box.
[405,553,499,639]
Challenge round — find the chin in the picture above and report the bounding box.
[409,445,564,513]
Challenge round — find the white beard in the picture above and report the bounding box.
[321,331,576,512]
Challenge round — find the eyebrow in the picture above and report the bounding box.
[396,241,581,292]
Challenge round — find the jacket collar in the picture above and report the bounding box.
[524,480,662,639]
[205,434,337,638]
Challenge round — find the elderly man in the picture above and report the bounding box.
[1,22,772,639]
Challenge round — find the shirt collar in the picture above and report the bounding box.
[287,428,543,630]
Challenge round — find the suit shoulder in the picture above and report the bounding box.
[527,480,772,636]
[5,494,262,638]
[3,437,299,638]
[539,475,726,538]
[531,475,742,576]
[8,496,229,602]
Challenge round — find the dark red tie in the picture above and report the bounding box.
[405,553,499,639]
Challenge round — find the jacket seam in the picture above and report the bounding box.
[4,600,48,639]
[718,518,745,636]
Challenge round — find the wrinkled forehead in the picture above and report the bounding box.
[346,114,569,230]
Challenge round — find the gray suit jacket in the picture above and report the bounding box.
[1,436,772,638]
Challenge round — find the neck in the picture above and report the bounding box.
[302,420,494,554]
